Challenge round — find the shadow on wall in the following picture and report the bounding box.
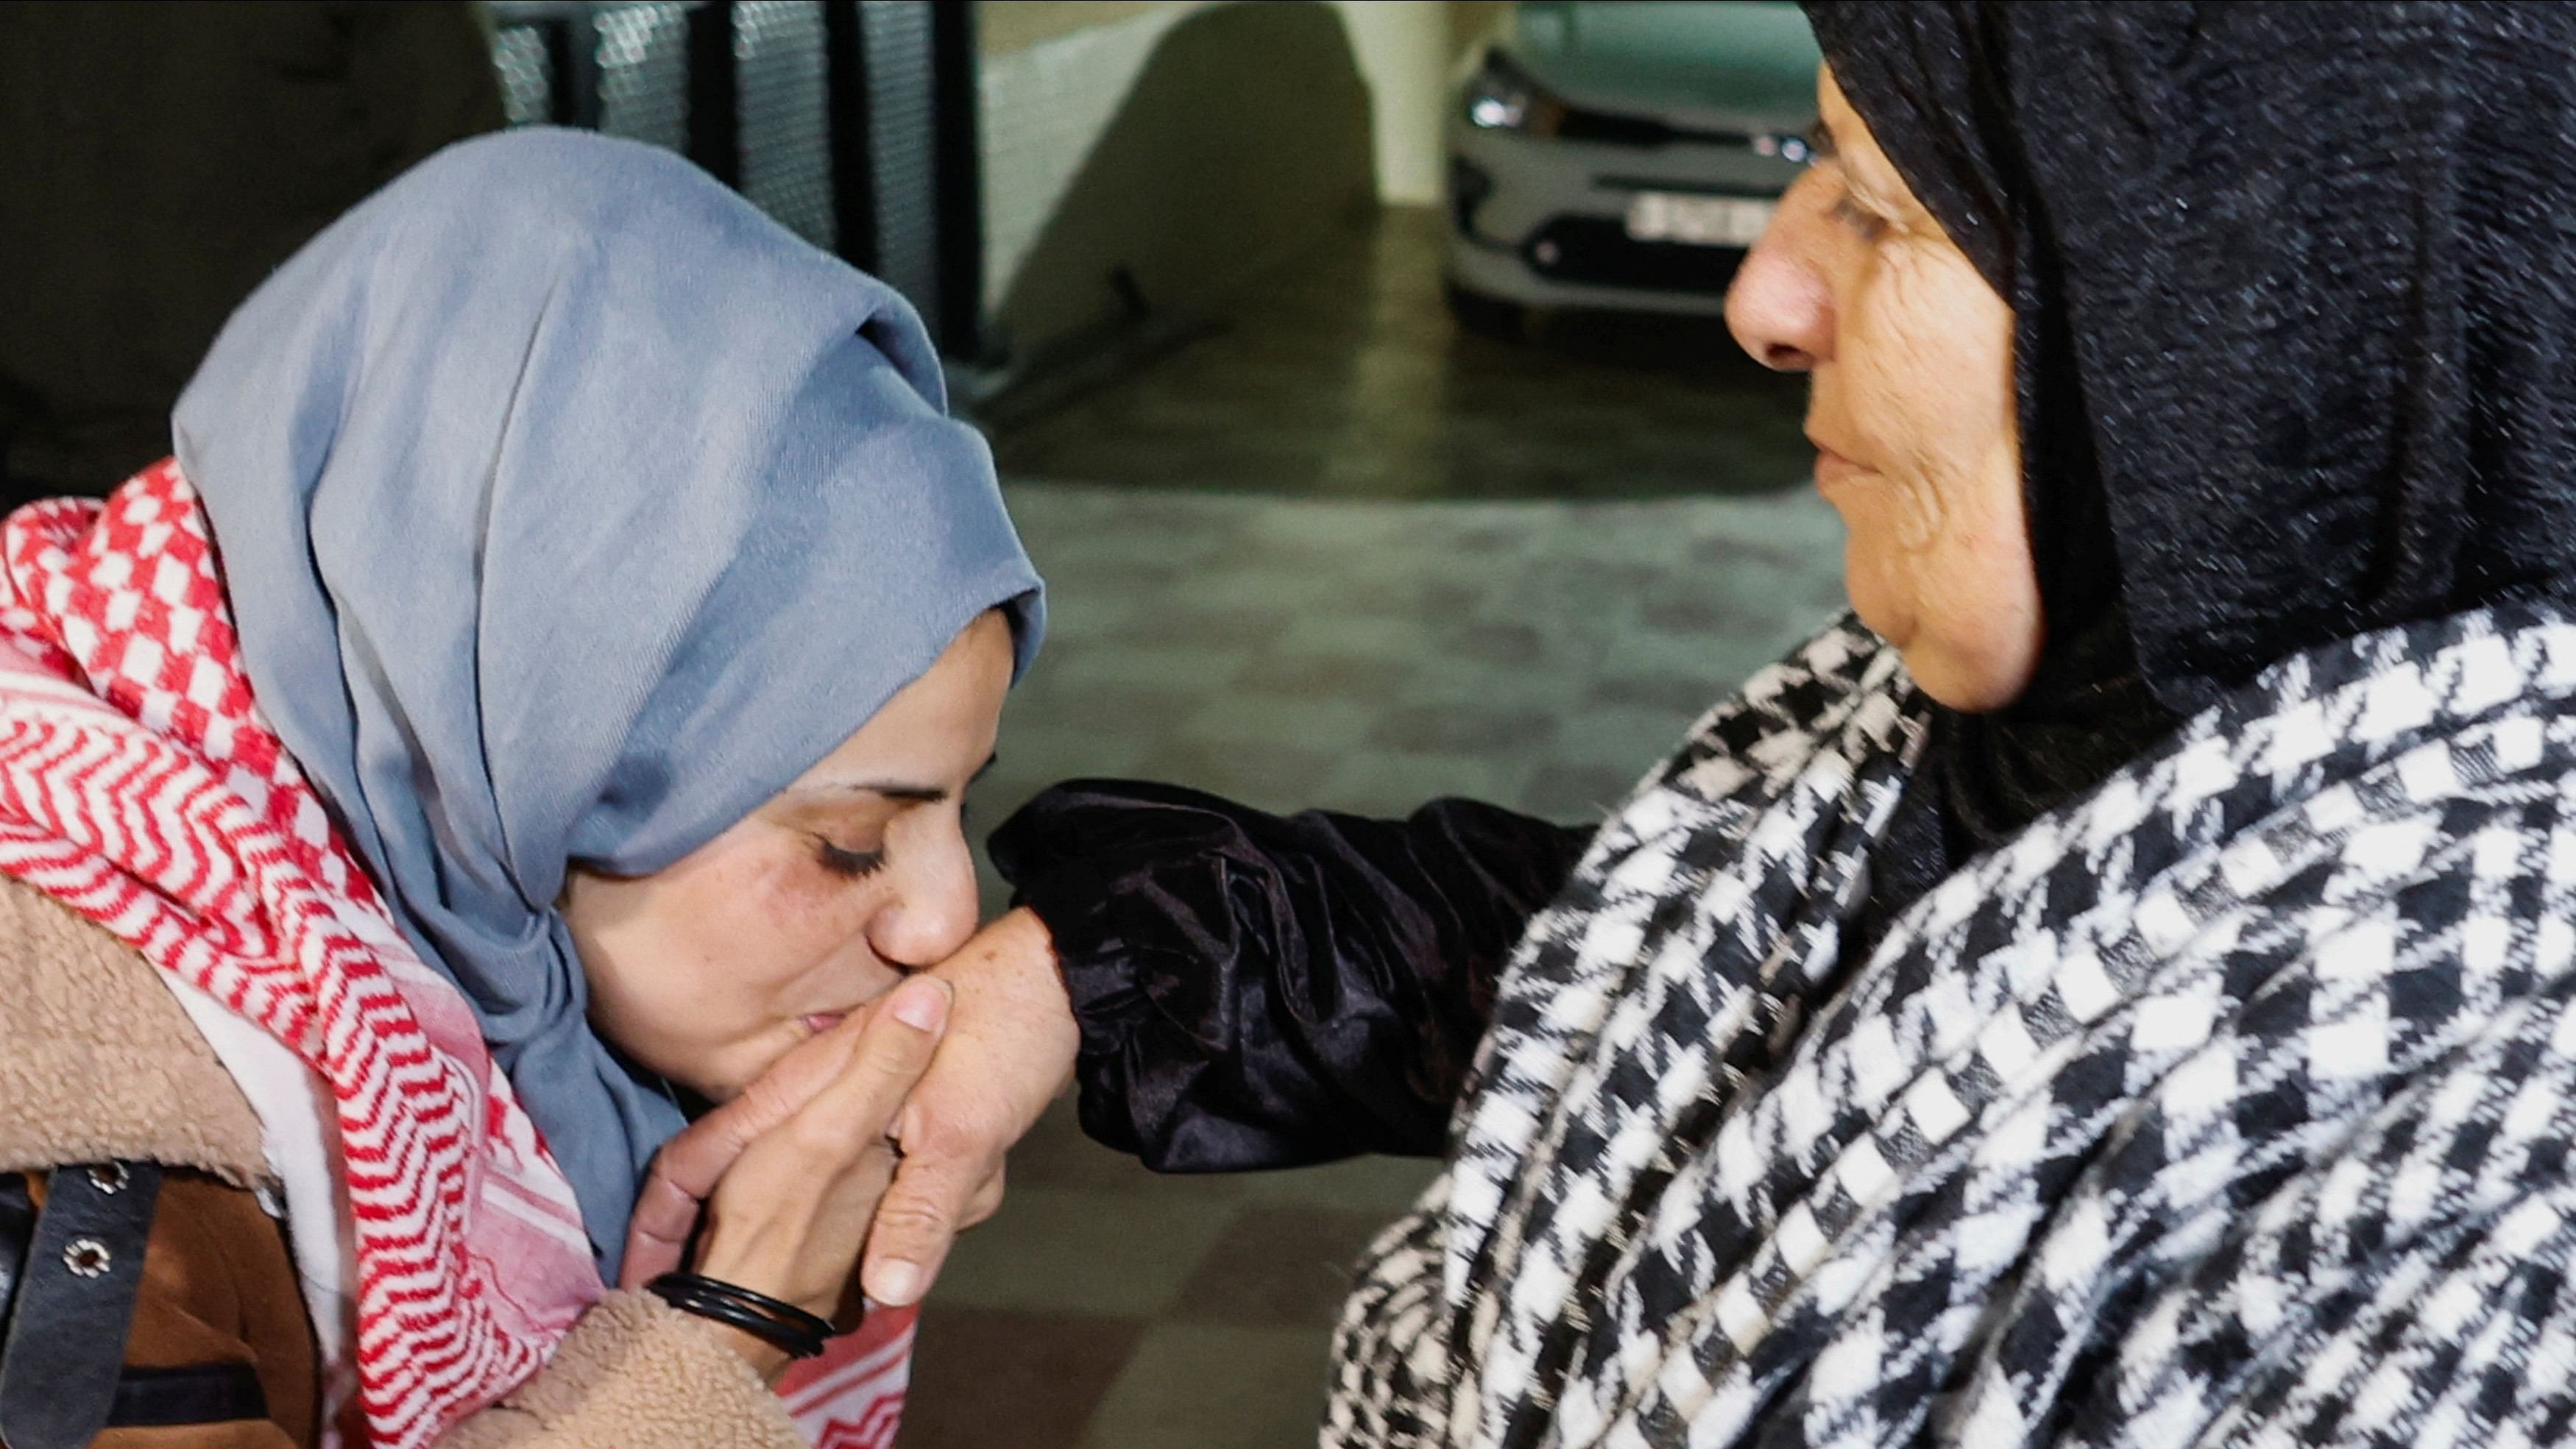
[995,1,1376,378]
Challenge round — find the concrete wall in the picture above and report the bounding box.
[978,1,1206,327]
[976,0,1493,370]
[977,1,1186,54]
[977,1,1375,370]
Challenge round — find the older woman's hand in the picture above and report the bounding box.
[620,910,1075,1317]
[858,906,1078,1307]
[621,974,953,1375]
[804,906,1066,1302]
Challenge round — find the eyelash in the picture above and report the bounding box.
[813,837,888,879]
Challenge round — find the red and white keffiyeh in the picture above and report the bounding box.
[0,461,913,1447]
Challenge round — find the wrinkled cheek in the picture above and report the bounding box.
[1852,252,2004,528]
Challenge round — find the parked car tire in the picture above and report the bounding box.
[1445,280,1527,340]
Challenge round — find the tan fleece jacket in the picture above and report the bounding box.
[0,875,805,1449]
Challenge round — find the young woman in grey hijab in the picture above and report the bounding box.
[0,127,1039,1447]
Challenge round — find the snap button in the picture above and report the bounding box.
[63,1238,111,1278]
[87,1163,128,1194]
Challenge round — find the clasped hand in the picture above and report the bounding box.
[618,907,1075,1370]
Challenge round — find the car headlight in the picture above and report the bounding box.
[1462,49,1562,137]
[1753,131,1816,165]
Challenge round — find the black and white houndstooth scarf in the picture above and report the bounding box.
[1329,606,2576,1449]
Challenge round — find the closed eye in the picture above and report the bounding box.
[1829,187,1889,240]
[814,837,887,879]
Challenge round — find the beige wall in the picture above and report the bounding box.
[1447,0,1510,57]
[988,0,1375,370]
[980,0,1504,60]
[1328,0,1448,205]
[980,1,1498,216]
[977,1,1191,55]
[976,0,1507,369]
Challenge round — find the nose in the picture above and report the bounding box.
[1726,176,1836,372]
[868,835,982,971]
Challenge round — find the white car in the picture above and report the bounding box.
[1444,1,1822,332]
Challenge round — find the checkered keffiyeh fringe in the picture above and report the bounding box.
[1330,606,2576,1449]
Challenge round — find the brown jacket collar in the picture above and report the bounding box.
[0,874,266,1183]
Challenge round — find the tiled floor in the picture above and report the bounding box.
[973,483,1848,836]
[905,208,1841,1448]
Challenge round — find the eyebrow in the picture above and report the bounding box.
[792,752,999,805]
[1805,118,1837,160]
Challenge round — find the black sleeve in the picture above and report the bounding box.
[986,779,1593,1172]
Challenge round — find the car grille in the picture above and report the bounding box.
[1523,216,1744,296]
[1554,104,1754,150]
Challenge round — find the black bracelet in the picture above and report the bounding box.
[645,1272,838,1359]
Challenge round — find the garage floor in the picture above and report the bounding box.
[986,206,1814,501]
[899,205,1839,1449]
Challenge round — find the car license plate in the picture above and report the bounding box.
[1624,192,1774,247]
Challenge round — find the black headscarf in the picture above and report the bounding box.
[1807,0,2576,949]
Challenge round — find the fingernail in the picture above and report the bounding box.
[888,979,949,1032]
[867,1259,924,1305]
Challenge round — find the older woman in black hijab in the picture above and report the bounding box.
[679,1,2576,1442]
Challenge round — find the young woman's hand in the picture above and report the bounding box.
[620,975,952,1376]
[857,906,1079,1307]
[618,909,1078,1328]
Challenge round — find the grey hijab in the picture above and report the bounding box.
[169,128,1045,1276]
